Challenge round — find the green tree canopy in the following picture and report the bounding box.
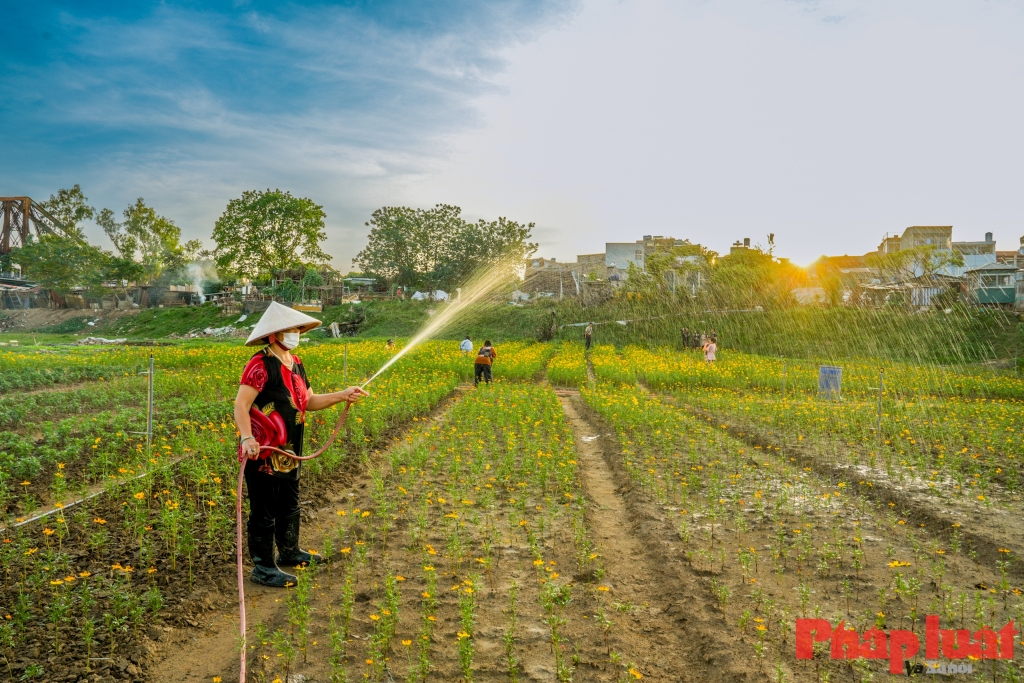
[97,198,188,284]
[212,189,330,278]
[38,185,95,238]
[15,236,142,296]
[354,204,537,289]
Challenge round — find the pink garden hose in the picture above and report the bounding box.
[235,401,353,683]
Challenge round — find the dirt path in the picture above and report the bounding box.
[561,392,770,682]
[556,391,735,683]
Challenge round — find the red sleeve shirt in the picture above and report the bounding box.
[240,354,269,392]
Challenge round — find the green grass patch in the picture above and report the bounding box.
[100,304,246,338]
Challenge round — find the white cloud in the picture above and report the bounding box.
[407,0,1024,264]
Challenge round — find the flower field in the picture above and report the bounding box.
[578,380,1024,680]
[3,337,1024,682]
[546,342,587,387]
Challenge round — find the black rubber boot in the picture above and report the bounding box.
[249,533,297,588]
[275,512,322,567]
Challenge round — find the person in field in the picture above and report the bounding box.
[584,322,594,350]
[234,302,368,587]
[460,335,473,355]
[704,335,717,363]
[474,339,497,386]
[385,339,396,350]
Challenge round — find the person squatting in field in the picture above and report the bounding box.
[474,339,497,385]
[234,302,368,587]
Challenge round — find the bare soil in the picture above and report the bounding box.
[0,308,136,332]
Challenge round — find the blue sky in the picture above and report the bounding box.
[3,0,1024,268]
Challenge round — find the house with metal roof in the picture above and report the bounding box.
[965,262,1019,305]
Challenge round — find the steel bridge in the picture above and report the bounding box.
[0,196,85,255]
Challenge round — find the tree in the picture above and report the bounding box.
[354,204,537,290]
[866,245,963,282]
[212,189,330,278]
[38,185,95,238]
[98,198,188,284]
[16,236,107,296]
[703,247,799,309]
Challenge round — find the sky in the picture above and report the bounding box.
[3,0,1024,270]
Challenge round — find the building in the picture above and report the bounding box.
[946,232,998,277]
[525,257,561,271]
[996,236,1024,269]
[877,226,953,254]
[901,226,952,250]
[730,238,751,254]
[966,262,1019,306]
[522,257,576,299]
[604,242,646,277]
[878,234,901,254]
[572,236,710,286]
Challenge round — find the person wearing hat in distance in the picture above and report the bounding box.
[234,302,369,587]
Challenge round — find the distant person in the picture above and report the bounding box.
[459,335,473,355]
[681,327,689,348]
[474,340,497,386]
[385,339,396,350]
[704,337,717,364]
[691,330,701,350]
[584,322,594,351]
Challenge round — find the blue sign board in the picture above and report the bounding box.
[818,365,842,400]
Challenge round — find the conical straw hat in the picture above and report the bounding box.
[245,301,322,346]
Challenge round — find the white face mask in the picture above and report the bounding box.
[278,332,300,350]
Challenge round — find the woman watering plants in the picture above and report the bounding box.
[234,302,368,587]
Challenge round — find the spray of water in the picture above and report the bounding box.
[361,257,519,388]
